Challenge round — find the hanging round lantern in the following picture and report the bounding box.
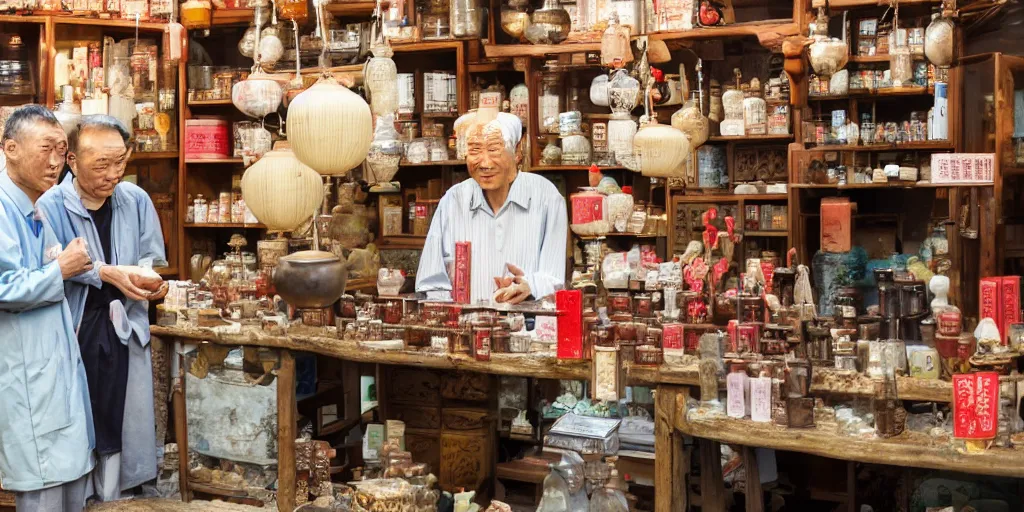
[241,142,324,231]
[924,13,954,67]
[287,75,373,175]
[232,71,283,118]
[633,117,690,178]
[259,34,285,69]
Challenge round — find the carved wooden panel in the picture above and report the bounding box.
[673,201,741,253]
[388,368,441,405]
[390,405,442,430]
[441,408,489,432]
[733,146,788,183]
[440,372,491,402]
[405,428,441,472]
[440,432,489,492]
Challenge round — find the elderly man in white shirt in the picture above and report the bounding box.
[415,110,568,304]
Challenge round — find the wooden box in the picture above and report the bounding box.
[440,432,490,492]
[405,428,442,472]
[440,372,491,402]
[388,368,441,405]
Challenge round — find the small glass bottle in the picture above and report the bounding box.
[743,77,767,135]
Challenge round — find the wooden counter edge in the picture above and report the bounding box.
[672,403,1024,478]
[150,325,590,380]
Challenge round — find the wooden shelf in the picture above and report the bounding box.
[324,1,384,16]
[484,42,601,59]
[647,19,796,42]
[809,86,930,100]
[849,54,891,64]
[743,230,788,237]
[1003,166,1024,176]
[707,134,794,143]
[392,40,462,53]
[53,15,167,32]
[674,193,789,203]
[420,111,459,119]
[530,165,628,172]
[400,160,465,167]
[810,368,952,402]
[675,409,1024,478]
[377,235,426,249]
[807,141,954,152]
[829,0,941,9]
[0,14,48,24]
[345,277,376,291]
[185,223,267,229]
[130,151,178,161]
[187,98,234,107]
[185,158,245,164]
[467,61,506,73]
[791,182,992,189]
[155,266,178,278]
[150,324,592,380]
[211,8,254,25]
[575,233,664,240]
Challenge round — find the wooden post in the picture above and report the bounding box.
[277,350,297,512]
[742,447,763,512]
[173,349,190,502]
[655,385,688,512]
[698,439,727,512]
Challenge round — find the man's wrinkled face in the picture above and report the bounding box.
[465,123,518,192]
[69,128,130,200]
[2,122,67,195]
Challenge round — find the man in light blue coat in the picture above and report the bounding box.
[38,115,167,502]
[0,105,96,511]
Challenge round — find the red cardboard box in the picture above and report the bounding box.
[979,276,1021,345]
[820,197,853,253]
[556,290,583,360]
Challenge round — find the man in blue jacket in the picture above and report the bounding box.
[0,105,95,511]
[38,115,166,502]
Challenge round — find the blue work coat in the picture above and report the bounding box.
[0,171,95,492]
[37,174,166,491]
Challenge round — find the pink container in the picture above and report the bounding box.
[185,118,230,160]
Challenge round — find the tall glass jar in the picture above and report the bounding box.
[367,115,403,184]
[889,28,913,87]
[539,72,564,135]
[708,79,724,125]
[600,14,633,69]
[510,83,529,125]
[720,82,745,136]
[608,118,637,165]
[743,77,767,135]
[364,43,399,116]
[451,0,483,37]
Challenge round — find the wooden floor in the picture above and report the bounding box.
[87,499,263,511]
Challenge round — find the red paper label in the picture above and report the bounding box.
[571,195,604,225]
[760,260,775,295]
[556,290,583,360]
[737,323,759,353]
[1000,276,1020,345]
[953,372,1000,440]
[979,277,999,327]
[453,241,471,304]
[663,323,683,350]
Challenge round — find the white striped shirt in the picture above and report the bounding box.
[415,172,568,303]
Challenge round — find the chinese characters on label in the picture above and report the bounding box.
[930,153,995,184]
[953,372,999,439]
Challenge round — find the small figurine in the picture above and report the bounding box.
[929,275,950,312]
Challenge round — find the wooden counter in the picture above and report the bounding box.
[151,324,591,381]
[674,402,1024,478]
[811,368,953,402]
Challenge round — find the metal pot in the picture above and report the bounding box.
[272,250,350,309]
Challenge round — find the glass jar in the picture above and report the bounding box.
[743,78,767,135]
[450,0,483,38]
[540,138,563,165]
[367,115,403,184]
[607,118,637,165]
[608,69,640,118]
[421,14,451,40]
[720,72,746,136]
[561,134,591,165]
[510,83,529,125]
[365,43,399,116]
[180,0,212,30]
[708,79,724,125]
[539,73,564,135]
[889,28,913,87]
[606,186,634,233]
[600,14,633,69]
[672,91,709,147]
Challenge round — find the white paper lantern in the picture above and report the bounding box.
[633,118,690,178]
[287,76,373,176]
[241,143,324,231]
[232,71,283,119]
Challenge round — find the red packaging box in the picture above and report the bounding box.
[953,372,1000,440]
[453,241,471,304]
[820,197,853,253]
[556,290,583,360]
[980,276,1021,345]
[662,323,684,351]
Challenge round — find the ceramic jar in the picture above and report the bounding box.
[500,9,530,40]
[273,251,348,309]
[743,77,767,135]
[720,79,745,136]
[561,134,592,165]
[590,74,610,107]
[671,91,709,148]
